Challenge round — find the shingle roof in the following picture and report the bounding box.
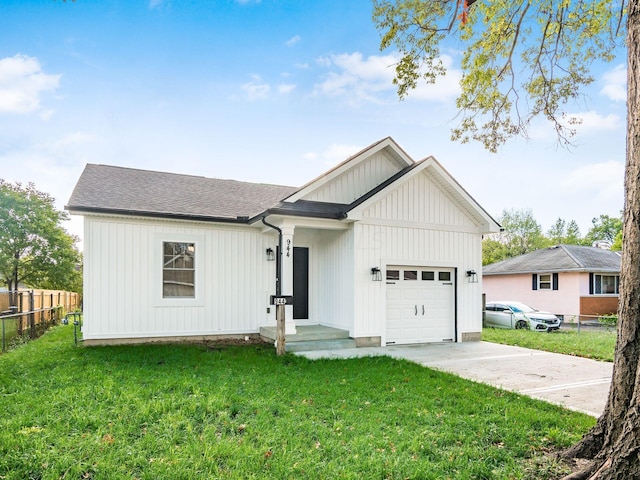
[483,245,621,275]
[66,160,424,224]
[66,164,298,222]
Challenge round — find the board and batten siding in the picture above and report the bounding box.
[302,151,402,204]
[308,228,354,333]
[352,170,484,343]
[82,215,277,341]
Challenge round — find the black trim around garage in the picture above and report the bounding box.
[454,267,458,343]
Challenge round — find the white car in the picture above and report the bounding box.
[484,301,561,332]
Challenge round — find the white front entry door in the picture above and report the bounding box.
[386,266,455,344]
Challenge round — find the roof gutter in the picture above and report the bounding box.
[65,205,252,224]
[261,216,282,296]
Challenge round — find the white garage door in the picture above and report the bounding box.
[386,266,455,344]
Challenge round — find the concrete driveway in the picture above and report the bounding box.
[297,341,612,417]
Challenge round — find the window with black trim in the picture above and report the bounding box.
[386,269,400,281]
[404,270,418,280]
[422,271,435,281]
[539,274,552,289]
[438,271,451,282]
[163,242,195,298]
[593,274,620,294]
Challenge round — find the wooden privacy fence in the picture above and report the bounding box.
[0,289,81,352]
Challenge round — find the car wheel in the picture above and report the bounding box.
[515,320,528,330]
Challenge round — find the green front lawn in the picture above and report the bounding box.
[0,326,594,479]
[482,327,616,362]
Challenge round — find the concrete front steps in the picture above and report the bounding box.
[259,325,356,352]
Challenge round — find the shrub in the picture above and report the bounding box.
[598,314,618,327]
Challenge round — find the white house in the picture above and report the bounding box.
[66,137,500,347]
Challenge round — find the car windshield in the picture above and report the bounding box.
[506,302,537,313]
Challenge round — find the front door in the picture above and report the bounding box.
[293,247,309,319]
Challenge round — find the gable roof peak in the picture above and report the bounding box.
[282,136,415,204]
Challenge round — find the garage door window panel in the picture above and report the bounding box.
[404,270,418,280]
[422,271,435,281]
[439,271,451,282]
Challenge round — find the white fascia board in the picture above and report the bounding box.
[258,214,351,234]
[423,158,501,234]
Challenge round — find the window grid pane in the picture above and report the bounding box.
[163,242,195,298]
[539,273,551,290]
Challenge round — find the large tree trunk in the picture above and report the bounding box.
[561,1,640,478]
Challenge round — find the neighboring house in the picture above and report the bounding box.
[483,244,621,321]
[66,137,500,346]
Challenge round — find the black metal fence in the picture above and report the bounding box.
[0,290,81,352]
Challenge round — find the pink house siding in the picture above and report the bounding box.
[483,245,621,322]
[483,272,583,319]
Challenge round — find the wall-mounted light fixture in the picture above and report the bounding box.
[266,247,275,261]
[466,269,478,283]
[371,267,382,282]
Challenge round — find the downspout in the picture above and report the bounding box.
[261,216,282,296]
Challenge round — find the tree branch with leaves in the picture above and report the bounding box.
[374,1,637,478]
[0,180,82,306]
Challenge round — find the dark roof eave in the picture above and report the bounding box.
[483,268,621,276]
[345,161,423,211]
[249,208,348,223]
[65,205,252,224]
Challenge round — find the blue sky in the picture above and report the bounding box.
[0,0,627,246]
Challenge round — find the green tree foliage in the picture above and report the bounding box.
[584,213,623,245]
[373,0,623,152]
[611,229,623,250]
[547,217,583,245]
[483,211,619,264]
[481,236,508,266]
[483,208,548,265]
[0,180,82,304]
[547,217,568,245]
[374,1,636,477]
[499,208,548,255]
[565,219,582,245]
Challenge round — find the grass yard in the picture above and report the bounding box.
[482,327,616,362]
[0,327,595,479]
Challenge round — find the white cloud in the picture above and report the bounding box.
[304,143,363,168]
[285,35,301,47]
[0,54,61,115]
[240,75,270,101]
[409,55,462,101]
[563,111,622,132]
[600,64,626,102]
[314,52,461,105]
[277,84,296,94]
[561,160,624,200]
[148,0,163,8]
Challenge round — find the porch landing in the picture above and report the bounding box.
[259,325,356,352]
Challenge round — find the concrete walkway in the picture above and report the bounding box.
[297,341,612,417]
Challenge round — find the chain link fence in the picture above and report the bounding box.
[0,290,81,352]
